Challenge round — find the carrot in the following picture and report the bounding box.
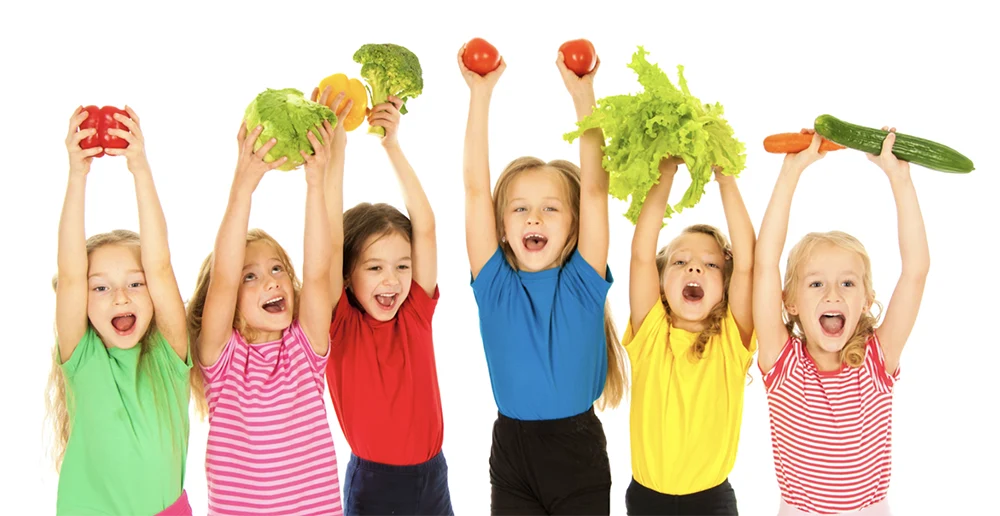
[763,133,846,153]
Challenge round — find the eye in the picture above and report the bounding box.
[513,206,526,213]
[544,206,557,212]
[129,282,144,288]
[673,260,685,266]
[809,281,822,288]
[707,262,719,269]
[243,273,256,282]
[93,286,108,292]
[841,280,855,287]
[368,266,381,272]
[272,265,283,274]
[398,264,410,270]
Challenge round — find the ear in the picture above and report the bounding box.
[782,290,798,315]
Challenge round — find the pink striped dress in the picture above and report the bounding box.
[762,333,899,515]
[202,320,342,516]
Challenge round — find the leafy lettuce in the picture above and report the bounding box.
[244,88,337,171]
[565,47,746,224]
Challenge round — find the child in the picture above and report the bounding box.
[186,96,353,516]
[753,130,929,515]
[622,157,757,515]
[48,107,193,515]
[318,86,453,515]
[458,45,629,515]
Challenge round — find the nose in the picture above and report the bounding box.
[263,275,279,290]
[687,265,703,274]
[824,288,842,303]
[526,208,541,224]
[112,287,130,305]
[382,269,400,287]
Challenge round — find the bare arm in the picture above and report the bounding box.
[866,130,930,375]
[716,170,756,349]
[630,159,679,331]
[559,54,609,276]
[459,45,504,278]
[297,121,336,356]
[199,124,286,367]
[56,108,102,362]
[106,107,188,361]
[754,132,826,372]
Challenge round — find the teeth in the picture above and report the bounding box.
[823,312,841,317]
[264,296,283,305]
[525,233,544,239]
[687,282,700,287]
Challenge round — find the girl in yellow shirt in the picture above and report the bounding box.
[622,157,757,515]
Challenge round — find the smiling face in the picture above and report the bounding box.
[660,232,727,332]
[785,242,871,354]
[87,244,154,350]
[236,240,294,343]
[501,166,575,272]
[346,231,413,321]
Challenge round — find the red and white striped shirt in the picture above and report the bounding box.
[203,321,342,516]
[762,334,899,515]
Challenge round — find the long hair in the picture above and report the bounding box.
[186,229,301,418]
[492,157,628,410]
[655,224,735,361]
[782,231,881,369]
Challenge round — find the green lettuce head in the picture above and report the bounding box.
[243,88,338,171]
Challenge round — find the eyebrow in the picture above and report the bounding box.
[88,269,143,279]
[804,270,861,277]
[363,256,412,264]
[510,197,564,202]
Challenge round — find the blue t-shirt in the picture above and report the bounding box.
[471,247,613,420]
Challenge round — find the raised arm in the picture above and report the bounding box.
[104,107,188,361]
[56,108,103,362]
[716,168,756,348]
[370,95,437,296]
[311,89,350,313]
[558,53,609,276]
[198,124,286,367]
[630,158,680,330]
[297,119,337,356]
[866,128,930,375]
[459,44,505,278]
[754,131,826,372]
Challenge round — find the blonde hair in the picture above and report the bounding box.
[45,230,171,471]
[782,231,882,368]
[492,157,628,410]
[186,229,302,418]
[655,224,734,361]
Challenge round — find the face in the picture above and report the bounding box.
[660,232,726,331]
[87,244,154,350]
[347,232,413,321]
[237,240,294,342]
[785,243,870,353]
[502,167,573,272]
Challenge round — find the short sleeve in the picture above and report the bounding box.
[148,330,193,378]
[561,250,613,309]
[866,333,899,392]
[60,326,103,377]
[201,330,240,384]
[289,320,328,374]
[761,336,797,392]
[404,279,439,323]
[622,301,667,357]
[471,247,511,307]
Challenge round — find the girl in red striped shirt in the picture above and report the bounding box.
[754,129,929,515]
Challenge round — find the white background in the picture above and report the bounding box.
[3,0,998,514]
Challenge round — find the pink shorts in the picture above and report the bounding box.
[156,490,192,516]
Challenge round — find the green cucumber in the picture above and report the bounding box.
[814,114,974,173]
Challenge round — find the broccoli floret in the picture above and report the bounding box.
[353,43,424,135]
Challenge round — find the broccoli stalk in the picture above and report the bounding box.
[353,43,424,136]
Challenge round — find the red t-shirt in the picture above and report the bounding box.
[327,281,444,466]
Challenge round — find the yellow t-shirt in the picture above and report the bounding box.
[622,300,757,495]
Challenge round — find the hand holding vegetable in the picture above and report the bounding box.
[556,50,599,109]
[316,74,368,132]
[353,43,423,136]
[233,122,286,194]
[368,96,404,148]
[79,105,129,158]
[103,107,151,175]
[458,43,506,94]
[243,88,338,171]
[781,129,827,172]
[559,39,597,76]
[311,88,353,156]
[462,38,501,76]
[300,119,336,187]
[65,108,103,176]
[867,126,911,180]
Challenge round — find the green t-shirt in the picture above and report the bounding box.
[56,326,192,516]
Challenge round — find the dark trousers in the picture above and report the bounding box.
[489,407,612,515]
[342,451,454,516]
[625,477,738,515]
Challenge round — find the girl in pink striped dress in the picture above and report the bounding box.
[754,129,929,515]
[186,92,355,516]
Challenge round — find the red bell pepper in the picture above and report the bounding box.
[79,106,130,158]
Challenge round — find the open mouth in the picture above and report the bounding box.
[374,293,398,311]
[111,313,137,335]
[819,312,846,337]
[261,296,287,314]
[682,282,705,302]
[522,233,548,252]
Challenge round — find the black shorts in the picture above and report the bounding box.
[625,476,738,515]
[342,451,454,516]
[489,407,612,515]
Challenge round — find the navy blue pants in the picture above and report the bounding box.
[342,451,454,516]
[625,477,738,515]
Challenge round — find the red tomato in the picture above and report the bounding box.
[463,38,501,76]
[79,106,129,158]
[559,39,597,76]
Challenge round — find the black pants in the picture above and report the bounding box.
[625,477,738,515]
[342,451,454,515]
[489,407,612,515]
